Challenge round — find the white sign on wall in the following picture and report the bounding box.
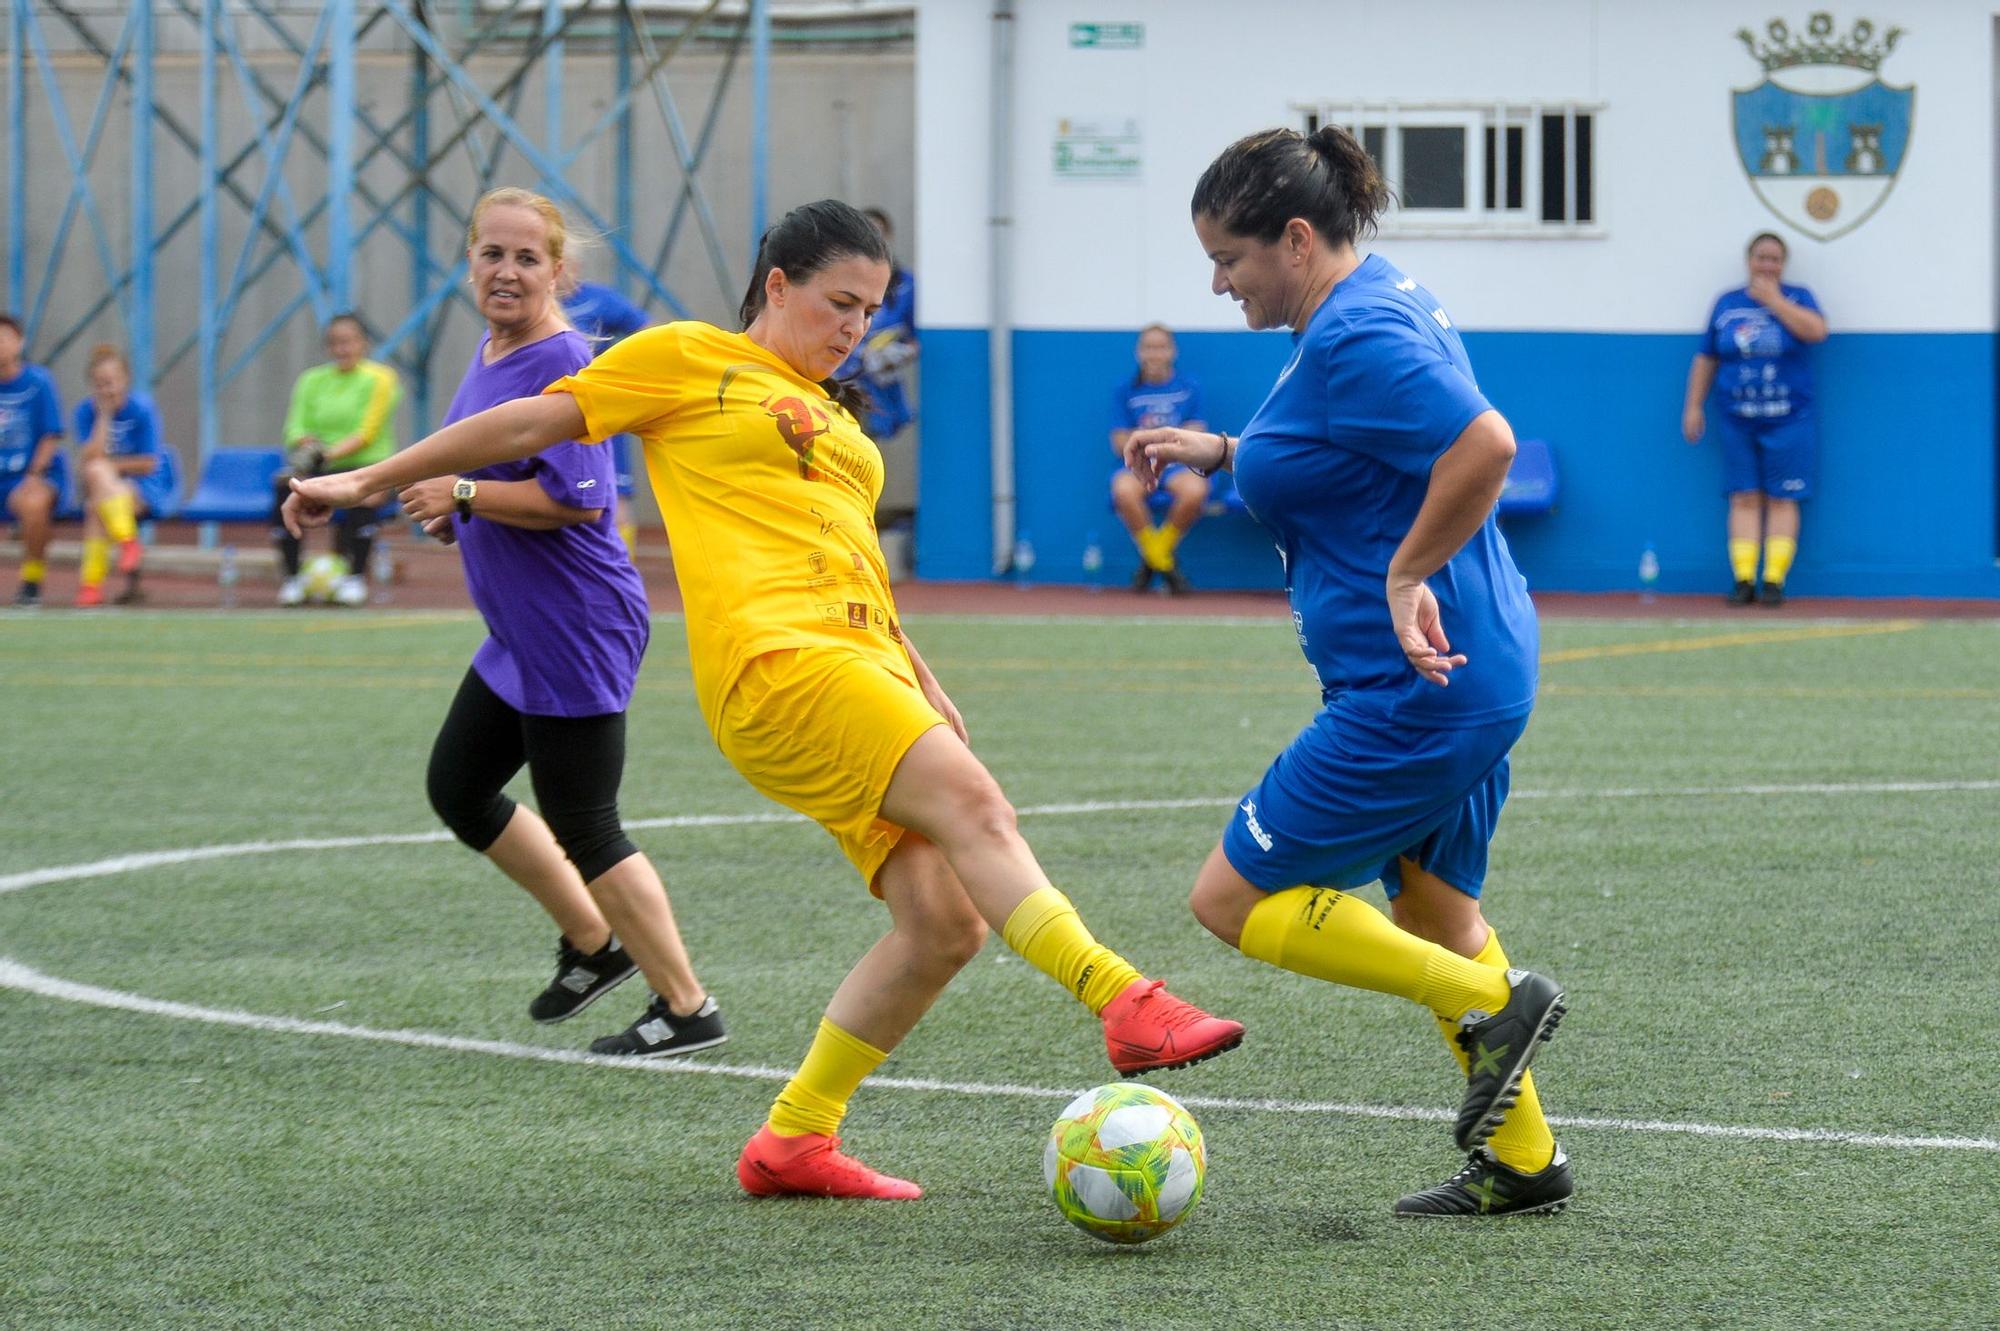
[1053,117,1142,180]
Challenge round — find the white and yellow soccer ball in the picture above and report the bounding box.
[1042,1082,1207,1244]
[300,552,349,604]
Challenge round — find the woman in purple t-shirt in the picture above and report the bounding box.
[394,187,723,1058]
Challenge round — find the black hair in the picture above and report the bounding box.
[326,310,372,340]
[739,199,892,417]
[1747,231,1788,257]
[0,312,21,338]
[1190,125,1390,247]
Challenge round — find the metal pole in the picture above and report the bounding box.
[7,0,25,313]
[130,0,155,387]
[543,0,562,194]
[988,0,1016,575]
[328,0,356,312]
[750,0,769,249]
[410,0,433,428]
[198,0,219,546]
[615,0,633,295]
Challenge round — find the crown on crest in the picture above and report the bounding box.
[1736,13,1902,72]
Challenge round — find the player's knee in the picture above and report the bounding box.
[1187,876,1245,948]
[945,775,1019,848]
[543,806,634,884]
[427,769,512,851]
[922,897,989,971]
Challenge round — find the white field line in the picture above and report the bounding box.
[5,780,1998,897]
[6,780,1999,1155]
[1,957,1992,1154]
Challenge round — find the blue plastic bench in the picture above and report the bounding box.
[179,447,284,523]
[1497,437,1558,517]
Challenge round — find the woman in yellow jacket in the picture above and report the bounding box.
[287,198,1243,1202]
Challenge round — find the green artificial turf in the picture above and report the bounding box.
[2,609,1996,1329]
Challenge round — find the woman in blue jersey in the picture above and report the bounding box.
[73,344,175,606]
[1681,232,1828,607]
[1110,323,1208,594]
[1126,126,1571,1218]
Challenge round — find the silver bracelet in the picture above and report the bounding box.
[1191,432,1232,478]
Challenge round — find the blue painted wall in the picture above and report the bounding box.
[918,327,2000,599]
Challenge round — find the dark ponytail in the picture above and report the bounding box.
[1190,125,1390,246]
[738,199,891,419]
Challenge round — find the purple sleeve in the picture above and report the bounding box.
[531,438,615,512]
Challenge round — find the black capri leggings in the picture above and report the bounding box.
[426,668,640,884]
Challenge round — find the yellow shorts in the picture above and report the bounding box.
[715,647,946,892]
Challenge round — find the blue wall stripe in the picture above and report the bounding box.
[917,327,1999,599]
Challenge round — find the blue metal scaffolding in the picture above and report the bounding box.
[4,0,772,462]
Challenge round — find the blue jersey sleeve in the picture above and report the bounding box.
[1787,285,1822,316]
[1183,377,1206,427]
[1109,382,1136,432]
[1700,296,1726,358]
[34,373,63,440]
[128,397,163,456]
[1323,314,1491,475]
[72,398,95,441]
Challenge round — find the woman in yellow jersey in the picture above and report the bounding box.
[287,199,1243,1201]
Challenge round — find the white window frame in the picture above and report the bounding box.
[1297,100,1605,239]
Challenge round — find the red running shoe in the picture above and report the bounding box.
[1101,978,1244,1075]
[736,1125,923,1200]
[74,584,105,609]
[115,538,143,576]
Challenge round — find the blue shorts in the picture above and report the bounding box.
[1222,702,1528,900]
[0,454,67,510]
[1713,410,1815,500]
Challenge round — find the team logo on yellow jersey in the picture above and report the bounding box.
[759,393,833,479]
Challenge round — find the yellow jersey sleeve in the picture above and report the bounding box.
[543,324,689,442]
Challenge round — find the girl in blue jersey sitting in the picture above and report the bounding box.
[1681,232,1828,607]
[1109,323,1208,594]
[73,345,174,606]
[1125,125,1571,1218]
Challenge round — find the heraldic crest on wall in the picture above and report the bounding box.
[1733,13,1912,241]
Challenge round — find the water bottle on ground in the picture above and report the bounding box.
[1638,542,1660,604]
[369,540,394,605]
[217,545,239,610]
[1082,530,1104,594]
[1012,532,1036,589]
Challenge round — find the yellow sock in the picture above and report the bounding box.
[767,1017,888,1138]
[80,538,109,588]
[1161,523,1188,557]
[1432,930,1555,1173]
[98,491,137,544]
[1002,886,1143,1015]
[1238,887,1510,1020]
[20,558,45,584]
[1762,535,1796,586]
[1728,539,1758,584]
[1141,526,1174,572]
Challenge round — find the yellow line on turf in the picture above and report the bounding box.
[1540,619,1923,664]
[1543,682,2000,701]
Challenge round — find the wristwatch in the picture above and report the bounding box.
[452,477,477,521]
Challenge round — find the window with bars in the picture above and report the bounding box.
[1300,102,1600,235]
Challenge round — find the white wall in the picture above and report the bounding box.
[918,0,1995,332]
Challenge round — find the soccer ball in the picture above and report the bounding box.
[300,553,349,603]
[1042,1083,1207,1245]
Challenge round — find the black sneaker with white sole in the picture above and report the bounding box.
[527,934,638,1024]
[1453,968,1567,1152]
[589,993,728,1058]
[1393,1147,1574,1217]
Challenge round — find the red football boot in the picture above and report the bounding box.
[736,1125,923,1200]
[73,583,105,609]
[1101,978,1244,1075]
[115,537,143,576]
